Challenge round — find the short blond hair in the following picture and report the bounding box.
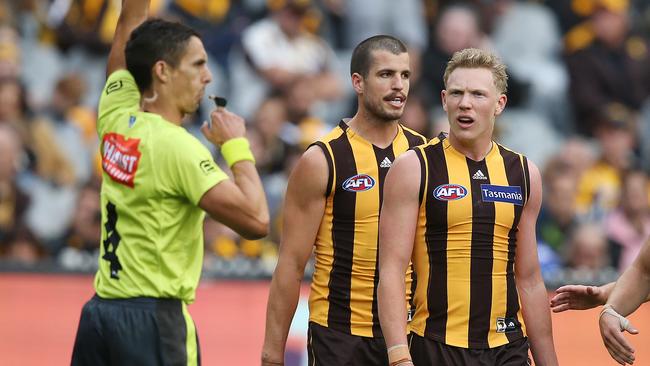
[443,48,508,94]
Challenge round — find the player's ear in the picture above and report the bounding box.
[351,73,364,94]
[495,94,507,116]
[152,60,170,83]
[441,90,448,112]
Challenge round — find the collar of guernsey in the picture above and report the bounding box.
[94,69,228,303]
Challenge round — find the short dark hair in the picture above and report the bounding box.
[125,19,200,93]
[350,35,408,78]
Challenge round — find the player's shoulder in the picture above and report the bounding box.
[414,132,445,152]
[103,70,137,94]
[392,149,420,169]
[313,121,347,145]
[494,142,540,188]
[287,144,330,196]
[495,141,528,160]
[98,69,140,125]
[299,143,329,172]
[400,124,427,143]
[106,69,135,81]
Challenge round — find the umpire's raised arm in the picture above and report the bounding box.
[106,0,150,77]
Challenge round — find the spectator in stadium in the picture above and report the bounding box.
[44,73,95,185]
[490,0,571,134]
[250,96,291,175]
[0,77,78,254]
[70,1,269,364]
[165,0,248,71]
[575,104,637,219]
[262,35,426,366]
[231,0,342,118]
[331,0,427,80]
[555,136,597,177]
[0,24,20,78]
[419,3,489,111]
[550,236,650,365]
[57,181,102,271]
[0,77,75,188]
[49,0,166,55]
[0,125,41,264]
[605,169,650,271]
[537,156,581,254]
[565,0,650,136]
[337,0,427,53]
[564,222,611,271]
[400,93,431,136]
[378,48,558,366]
[45,0,167,106]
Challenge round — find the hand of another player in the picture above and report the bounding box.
[550,285,605,312]
[201,108,246,146]
[599,312,638,365]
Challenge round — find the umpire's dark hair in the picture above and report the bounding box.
[350,35,408,78]
[125,18,200,93]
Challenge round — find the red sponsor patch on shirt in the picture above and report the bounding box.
[101,133,141,188]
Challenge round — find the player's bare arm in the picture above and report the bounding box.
[551,279,650,313]
[550,283,612,312]
[261,146,329,366]
[606,243,650,310]
[515,160,559,366]
[199,108,269,239]
[599,237,650,365]
[107,0,150,77]
[377,150,420,366]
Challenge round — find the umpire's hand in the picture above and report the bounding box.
[201,107,246,146]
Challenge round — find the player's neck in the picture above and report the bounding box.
[347,112,399,148]
[448,133,493,162]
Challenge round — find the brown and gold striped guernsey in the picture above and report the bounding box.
[308,120,426,337]
[409,135,531,349]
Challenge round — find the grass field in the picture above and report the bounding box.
[2,273,649,365]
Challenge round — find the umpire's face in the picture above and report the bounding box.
[356,50,410,123]
[168,36,213,117]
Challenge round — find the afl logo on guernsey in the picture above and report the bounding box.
[342,174,376,192]
[434,184,468,201]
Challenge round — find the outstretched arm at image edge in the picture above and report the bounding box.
[606,238,650,317]
[551,244,650,313]
[550,283,613,312]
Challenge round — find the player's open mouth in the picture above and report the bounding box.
[457,116,474,127]
[385,94,405,108]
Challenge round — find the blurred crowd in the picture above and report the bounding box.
[1,0,650,283]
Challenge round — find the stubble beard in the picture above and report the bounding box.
[363,97,402,124]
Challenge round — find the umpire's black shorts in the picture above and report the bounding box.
[71,294,200,366]
[307,321,389,366]
[409,332,531,366]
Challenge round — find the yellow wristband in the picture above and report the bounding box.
[221,137,255,168]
